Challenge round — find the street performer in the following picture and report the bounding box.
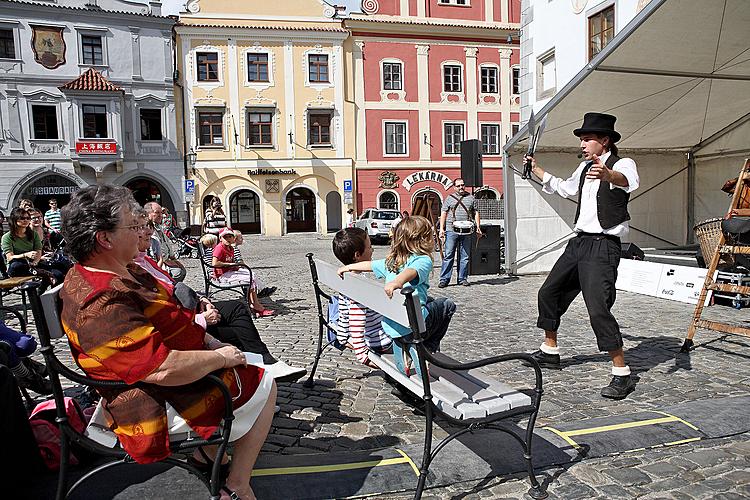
[526,112,639,400]
[438,178,482,287]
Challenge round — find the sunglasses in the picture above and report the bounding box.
[18,216,31,220]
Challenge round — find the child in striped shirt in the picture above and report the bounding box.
[332,228,392,366]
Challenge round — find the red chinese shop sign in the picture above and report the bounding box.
[76,141,117,154]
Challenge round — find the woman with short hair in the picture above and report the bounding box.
[60,185,276,500]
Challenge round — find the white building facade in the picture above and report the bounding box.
[0,0,183,217]
[518,0,651,121]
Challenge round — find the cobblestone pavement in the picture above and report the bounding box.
[23,233,750,498]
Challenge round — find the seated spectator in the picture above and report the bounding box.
[60,185,276,499]
[136,218,304,382]
[200,233,218,266]
[0,210,5,233]
[144,201,186,282]
[233,230,275,298]
[212,229,274,318]
[0,322,51,394]
[1,207,64,289]
[18,198,34,210]
[332,228,392,367]
[203,196,227,237]
[30,208,71,278]
[161,207,177,237]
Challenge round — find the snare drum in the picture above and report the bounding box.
[452,220,475,235]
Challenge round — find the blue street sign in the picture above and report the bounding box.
[185,179,195,194]
[343,180,353,192]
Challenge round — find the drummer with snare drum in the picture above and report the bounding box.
[438,178,482,287]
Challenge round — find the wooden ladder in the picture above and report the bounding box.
[683,158,750,352]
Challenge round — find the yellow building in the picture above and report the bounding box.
[175,0,353,236]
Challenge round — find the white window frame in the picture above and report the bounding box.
[139,107,164,142]
[303,47,334,90]
[536,48,557,100]
[443,121,465,156]
[192,44,224,87]
[382,120,408,157]
[242,45,274,90]
[76,28,109,68]
[511,65,520,95]
[377,190,400,211]
[307,109,334,148]
[479,64,499,95]
[195,107,226,150]
[441,61,465,104]
[27,100,62,141]
[381,59,403,91]
[79,102,111,140]
[246,107,276,150]
[0,21,21,61]
[438,0,470,5]
[479,123,500,155]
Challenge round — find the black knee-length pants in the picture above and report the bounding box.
[536,233,623,352]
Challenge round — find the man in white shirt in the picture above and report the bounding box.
[526,112,639,400]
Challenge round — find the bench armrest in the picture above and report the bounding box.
[0,305,26,331]
[422,349,543,396]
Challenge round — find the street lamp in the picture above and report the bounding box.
[187,147,197,174]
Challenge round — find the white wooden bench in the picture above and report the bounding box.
[305,253,548,500]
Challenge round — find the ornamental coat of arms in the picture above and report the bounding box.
[31,25,66,69]
[378,171,399,189]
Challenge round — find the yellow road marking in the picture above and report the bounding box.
[396,448,421,477]
[652,411,700,431]
[664,437,702,446]
[251,456,412,477]
[542,426,581,449]
[561,416,679,437]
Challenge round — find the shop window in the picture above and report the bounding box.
[378,191,399,211]
[382,62,402,90]
[247,53,269,82]
[308,54,329,83]
[81,35,103,65]
[197,52,219,81]
[443,65,462,93]
[384,121,406,155]
[197,110,224,147]
[0,28,15,59]
[308,112,332,147]
[480,66,498,94]
[32,105,59,140]
[589,5,615,60]
[247,109,274,147]
[140,109,162,141]
[481,124,500,155]
[444,123,464,155]
[82,104,107,138]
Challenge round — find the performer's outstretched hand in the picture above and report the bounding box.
[525,155,544,180]
[585,154,614,183]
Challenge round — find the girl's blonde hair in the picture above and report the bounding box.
[200,233,218,247]
[385,215,434,272]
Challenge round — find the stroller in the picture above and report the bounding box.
[171,227,201,259]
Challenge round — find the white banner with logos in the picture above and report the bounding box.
[616,260,712,305]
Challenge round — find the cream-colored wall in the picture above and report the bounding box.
[183,0,331,19]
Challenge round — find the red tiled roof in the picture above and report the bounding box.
[59,68,123,92]
[1,0,171,19]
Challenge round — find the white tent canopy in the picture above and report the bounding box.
[503,0,750,274]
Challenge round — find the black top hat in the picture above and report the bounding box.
[573,112,621,143]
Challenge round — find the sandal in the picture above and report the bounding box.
[187,447,230,479]
[253,308,275,318]
[220,486,241,500]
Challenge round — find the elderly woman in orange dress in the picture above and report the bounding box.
[59,185,275,500]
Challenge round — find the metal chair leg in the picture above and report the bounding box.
[303,323,325,388]
[524,413,548,499]
[56,429,70,500]
[413,396,434,500]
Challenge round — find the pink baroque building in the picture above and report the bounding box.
[345,0,521,222]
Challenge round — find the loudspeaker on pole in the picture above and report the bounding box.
[460,139,483,187]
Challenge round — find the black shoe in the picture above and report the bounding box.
[17,371,53,395]
[438,281,448,288]
[458,281,470,287]
[522,349,561,370]
[600,375,635,400]
[258,286,277,298]
[22,358,48,378]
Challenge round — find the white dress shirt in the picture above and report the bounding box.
[541,151,639,239]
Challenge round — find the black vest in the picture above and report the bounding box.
[573,153,630,230]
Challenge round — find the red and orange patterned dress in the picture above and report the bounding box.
[60,263,264,463]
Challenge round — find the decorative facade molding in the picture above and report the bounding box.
[301,45,335,91]
[240,42,275,91]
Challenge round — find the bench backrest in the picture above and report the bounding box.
[313,258,425,333]
[40,284,65,340]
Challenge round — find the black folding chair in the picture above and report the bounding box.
[27,283,235,500]
[199,252,253,304]
[0,302,37,409]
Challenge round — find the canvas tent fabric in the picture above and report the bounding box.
[503,0,750,274]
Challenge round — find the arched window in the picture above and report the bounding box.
[378,191,399,210]
[474,188,498,200]
[229,190,261,234]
